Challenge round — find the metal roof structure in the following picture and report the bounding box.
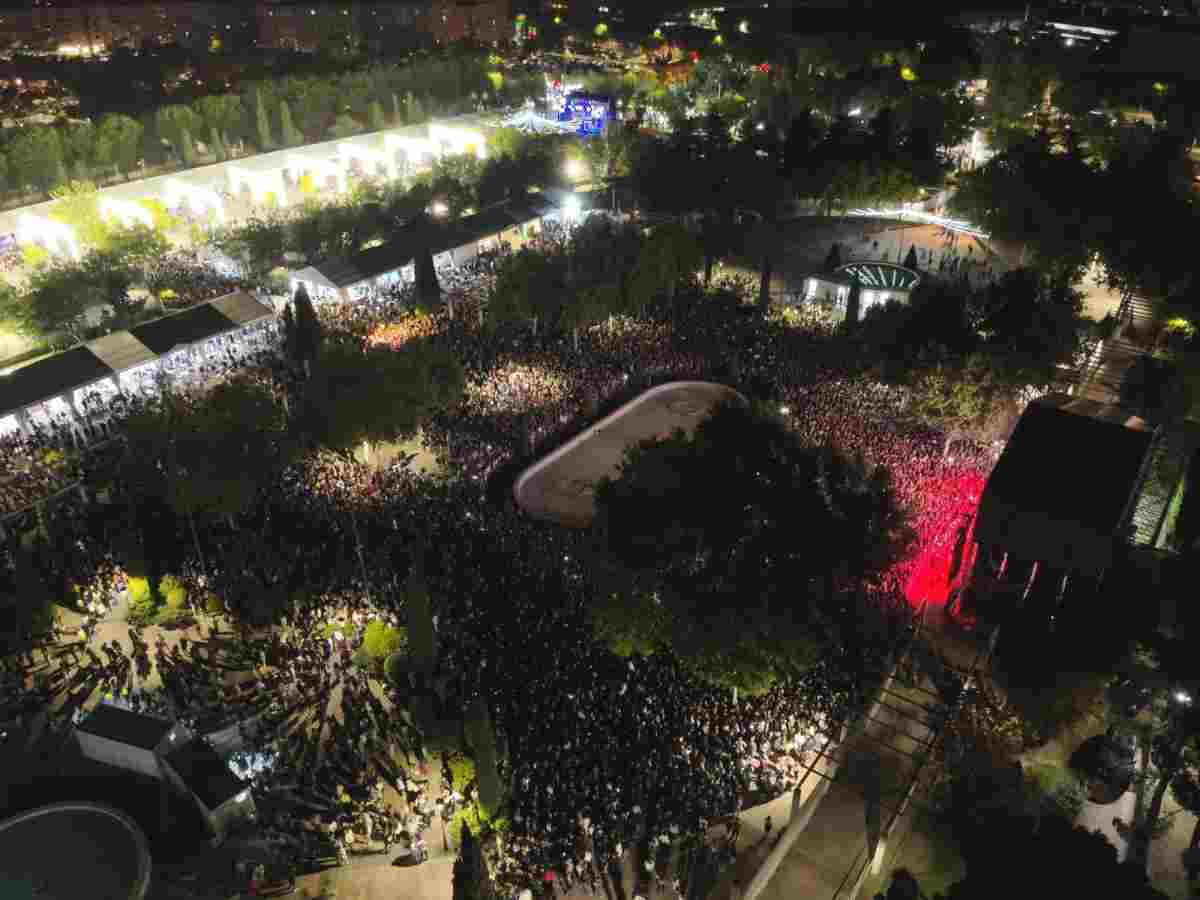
[0,346,113,417]
[0,292,275,419]
[975,393,1155,574]
[298,197,559,290]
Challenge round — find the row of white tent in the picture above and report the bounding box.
[9,114,497,260]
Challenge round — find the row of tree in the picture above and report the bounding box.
[0,53,544,199]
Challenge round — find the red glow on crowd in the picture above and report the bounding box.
[899,469,986,607]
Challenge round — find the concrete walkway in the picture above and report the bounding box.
[711,677,937,900]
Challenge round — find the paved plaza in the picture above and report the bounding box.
[514,381,744,527]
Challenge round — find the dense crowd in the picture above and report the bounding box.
[0,218,1001,896]
[144,248,243,309]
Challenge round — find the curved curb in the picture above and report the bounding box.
[512,380,745,523]
[0,801,153,900]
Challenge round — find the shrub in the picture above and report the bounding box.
[447,753,476,792]
[126,576,158,624]
[362,620,407,660]
[1027,763,1087,822]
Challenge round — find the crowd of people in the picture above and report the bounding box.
[0,211,1006,897]
[143,248,243,309]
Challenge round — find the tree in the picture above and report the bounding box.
[19,263,101,341]
[5,125,66,196]
[823,242,843,272]
[489,249,558,335]
[283,283,323,374]
[212,215,289,281]
[0,545,60,658]
[94,113,144,178]
[179,128,197,167]
[47,180,109,249]
[905,355,1007,455]
[463,700,502,818]
[254,88,275,151]
[453,823,487,900]
[301,336,465,457]
[279,100,303,148]
[629,222,701,307]
[209,126,227,162]
[582,121,633,206]
[60,122,97,181]
[1106,639,1200,874]
[194,94,243,142]
[969,269,1085,390]
[562,284,619,352]
[155,105,201,162]
[949,135,1099,280]
[329,114,360,139]
[783,109,819,177]
[590,401,915,692]
[368,100,387,131]
[414,245,442,313]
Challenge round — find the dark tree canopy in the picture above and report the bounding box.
[590,401,915,692]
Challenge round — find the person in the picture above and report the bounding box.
[763,816,772,839]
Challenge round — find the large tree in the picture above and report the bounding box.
[590,401,915,693]
[5,125,66,196]
[301,335,465,457]
[949,135,1099,281]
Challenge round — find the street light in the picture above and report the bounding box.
[565,158,585,180]
[563,194,581,219]
[1176,690,1193,705]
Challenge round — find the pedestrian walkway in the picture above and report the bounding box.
[706,676,939,900]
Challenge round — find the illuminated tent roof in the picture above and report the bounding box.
[501,108,577,134]
[85,332,157,373]
[835,262,921,291]
[975,394,1154,574]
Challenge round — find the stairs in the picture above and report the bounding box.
[1072,294,1159,405]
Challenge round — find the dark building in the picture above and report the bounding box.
[957,394,1156,627]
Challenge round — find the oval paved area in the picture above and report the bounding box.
[513,381,744,527]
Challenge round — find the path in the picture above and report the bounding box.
[712,676,937,900]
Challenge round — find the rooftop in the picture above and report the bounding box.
[0,346,113,419]
[975,394,1154,574]
[76,705,172,752]
[163,739,245,811]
